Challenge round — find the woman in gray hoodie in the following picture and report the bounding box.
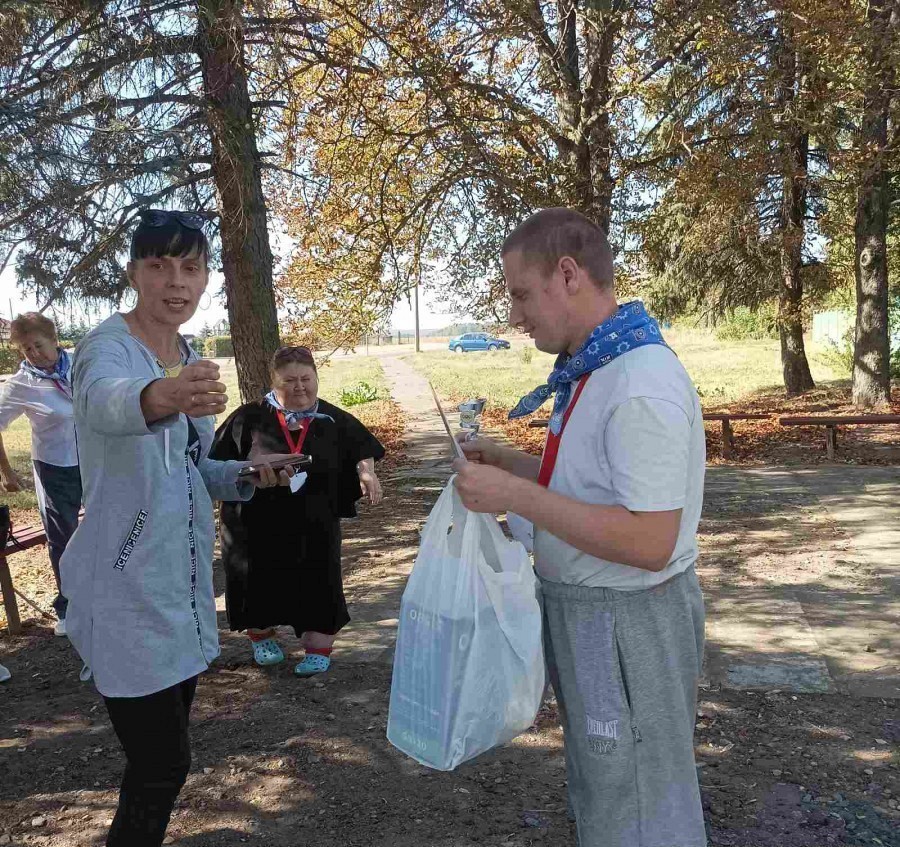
[61,210,293,847]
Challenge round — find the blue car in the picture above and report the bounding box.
[448,332,511,353]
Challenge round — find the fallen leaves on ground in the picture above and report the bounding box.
[477,382,900,466]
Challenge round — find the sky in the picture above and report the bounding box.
[0,265,465,336]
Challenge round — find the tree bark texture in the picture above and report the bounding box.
[585,14,618,234]
[197,0,279,402]
[776,21,815,396]
[552,2,592,217]
[852,0,894,409]
[541,2,619,233]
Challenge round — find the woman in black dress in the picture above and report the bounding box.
[210,346,384,676]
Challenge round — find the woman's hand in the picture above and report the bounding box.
[141,359,227,423]
[358,459,383,505]
[244,453,300,488]
[167,360,228,417]
[1,469,23,493]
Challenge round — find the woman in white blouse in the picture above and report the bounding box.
[0,312,80,637]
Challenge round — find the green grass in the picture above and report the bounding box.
[217,354,389,418]
[409,344,557,408]
[662,328,843,406]
[0,415,38,519]
[2,355,389,519]
[408,328,845,409]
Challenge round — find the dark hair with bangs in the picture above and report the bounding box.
[129,218,210,266]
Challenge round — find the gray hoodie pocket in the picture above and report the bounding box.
[113,509,149,571]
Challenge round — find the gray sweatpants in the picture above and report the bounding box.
[542,567,707,847]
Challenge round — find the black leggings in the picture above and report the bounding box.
[103,676,198,847]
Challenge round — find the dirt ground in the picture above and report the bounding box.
[2,468,898,847]
[2,448,899,845]
[695,468,900,846]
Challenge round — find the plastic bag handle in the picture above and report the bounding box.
[417,477,459,547]
[457,496,541,667]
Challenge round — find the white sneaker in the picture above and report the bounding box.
[0,664,10,682]
[54,618,67,637]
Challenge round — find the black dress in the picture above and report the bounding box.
[209,399,385,635]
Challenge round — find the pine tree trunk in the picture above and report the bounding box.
[852,0,894,409]
[197,0,279,402]
[550,4,619,233]
[779,289,814,396]
[776,21,815,397]
[587,22,617,235]
[553,4,594,220]
[778,129,815,396]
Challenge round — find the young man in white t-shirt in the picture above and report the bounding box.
[454,208,707,847]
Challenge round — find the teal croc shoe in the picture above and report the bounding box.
[252,638,284,666]
[294,653,331,677]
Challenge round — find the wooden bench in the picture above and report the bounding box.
[702,413,770,459]
[529,412,771,459]
[1,521,51,635]
[778,414,900,459]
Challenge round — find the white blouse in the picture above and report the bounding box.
[0,364,78,467]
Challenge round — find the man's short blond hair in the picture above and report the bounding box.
[501,207,614,288]
[9,312,58,346]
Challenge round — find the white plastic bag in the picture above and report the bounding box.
[505,511,534,553]
[387,479,545,771]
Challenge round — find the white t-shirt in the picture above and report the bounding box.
[0,366,78,467]
[533,344,705,590]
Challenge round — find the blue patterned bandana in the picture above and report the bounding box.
[264,391,334,428]
[20,348,72,398]
[509,301,669,434]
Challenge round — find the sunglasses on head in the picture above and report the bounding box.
[137,209,209,230]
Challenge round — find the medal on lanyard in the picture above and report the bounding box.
[276,411,311,492]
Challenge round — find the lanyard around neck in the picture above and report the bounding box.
[276,410,312,455]
[537,374,591,488]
